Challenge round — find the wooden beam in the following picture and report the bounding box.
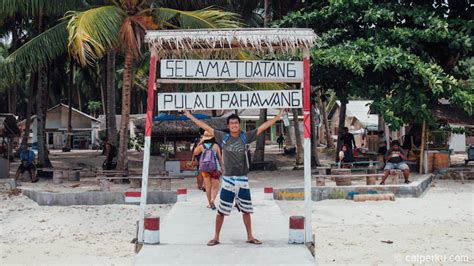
[419,120,426,174]
[155,78,303,85]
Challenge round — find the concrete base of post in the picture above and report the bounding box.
[289,216,305,244]
[144,217,160,245]
[177,188,187,202]
[264,187,273,200]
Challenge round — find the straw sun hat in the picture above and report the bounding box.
[202,131,214,141]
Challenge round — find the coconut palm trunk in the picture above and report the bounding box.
[21,76,35,150]
[336,99,347,156]
[117,50,134,171]
[318,87,333,148]
[292,108,303,167]
[36,67,52,167]
[310,102,320,166]
[253,109,267,163]
[106,50,118,147]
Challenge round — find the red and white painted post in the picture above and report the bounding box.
[302,48,313,243]
[176,188,187,202]
[137,54,158,244]
[124,191,141,203]
[144,217,160,244]
[289,216,305,244]
[264,187,273,200]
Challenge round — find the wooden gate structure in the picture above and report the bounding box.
[139,28,317,245]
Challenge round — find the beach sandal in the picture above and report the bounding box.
[379,181,385,185]
[246,239,262,245]
[210,203,216,210]
[404,180,411,184]
[207,239,220,246]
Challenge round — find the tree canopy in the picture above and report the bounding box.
[277,0,473,129]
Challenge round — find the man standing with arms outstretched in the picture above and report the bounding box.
[184,109,285,246]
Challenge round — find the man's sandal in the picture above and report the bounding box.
[207,239,220,246]
[404,180,411,184]
[246,239,262,245]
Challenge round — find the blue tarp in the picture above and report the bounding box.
[153,113,209,121]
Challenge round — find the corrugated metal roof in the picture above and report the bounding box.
[335,100,378,128]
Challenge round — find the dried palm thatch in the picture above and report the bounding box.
[145,28,318,56]
[135,117,228,136]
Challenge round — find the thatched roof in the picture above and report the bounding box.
[145,28,318,56]
[135,117,228,137]
[432,104,474,126]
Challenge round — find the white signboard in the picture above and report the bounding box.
[160,59,303,81]
[157,90,302,111]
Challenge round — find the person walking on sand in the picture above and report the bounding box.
[192,130,206,191]
[193,131,224,210]
[184,109,286,246]
[276,133,285,151]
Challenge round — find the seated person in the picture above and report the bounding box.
[337,144,354,167]
[380,140,410,185]
[15,145,38,183]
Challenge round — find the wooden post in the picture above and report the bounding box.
[138,52,158,244]
[302,47,313,244]
[419,120,426,174]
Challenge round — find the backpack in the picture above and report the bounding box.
[223,132,250,169]
[199,144,217,172]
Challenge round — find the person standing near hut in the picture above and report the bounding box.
[340,127,356,160]
[276,133,285,151]
[193,131,224,210]
[184,109,285,246]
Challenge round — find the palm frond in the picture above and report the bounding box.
[155,7,242,29]
[1,19,68,80]
[0,0,89,20]
[66,5,125,66]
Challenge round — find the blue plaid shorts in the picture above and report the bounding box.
[218,176,253,216]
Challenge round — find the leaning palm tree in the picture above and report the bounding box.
[66,1,241,170]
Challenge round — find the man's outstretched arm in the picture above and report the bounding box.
[257,109,285,136]
[183,110,214,135]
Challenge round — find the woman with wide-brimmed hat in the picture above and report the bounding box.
[193,131,224,210]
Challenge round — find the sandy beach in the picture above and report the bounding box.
[278,179,474,265]
[0,187,172,265]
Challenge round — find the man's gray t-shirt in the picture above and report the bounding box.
[214,129,258,176]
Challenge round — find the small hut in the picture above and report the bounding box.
[135,115,228,176]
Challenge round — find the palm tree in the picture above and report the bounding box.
[2,1,239,171]
[66,1,240,170]
[1,0,87,166]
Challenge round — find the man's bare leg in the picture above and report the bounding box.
[243,213,254,240]
[402,169,410,182]
[15,170,20,180]
[208,213,224,245]
[380,169,389,184]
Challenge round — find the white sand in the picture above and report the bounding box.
[278,179,474,265]
[0,188,172,265]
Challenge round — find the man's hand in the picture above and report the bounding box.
[257,109,286,136]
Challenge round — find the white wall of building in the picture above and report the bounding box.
[449,125,466,152]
